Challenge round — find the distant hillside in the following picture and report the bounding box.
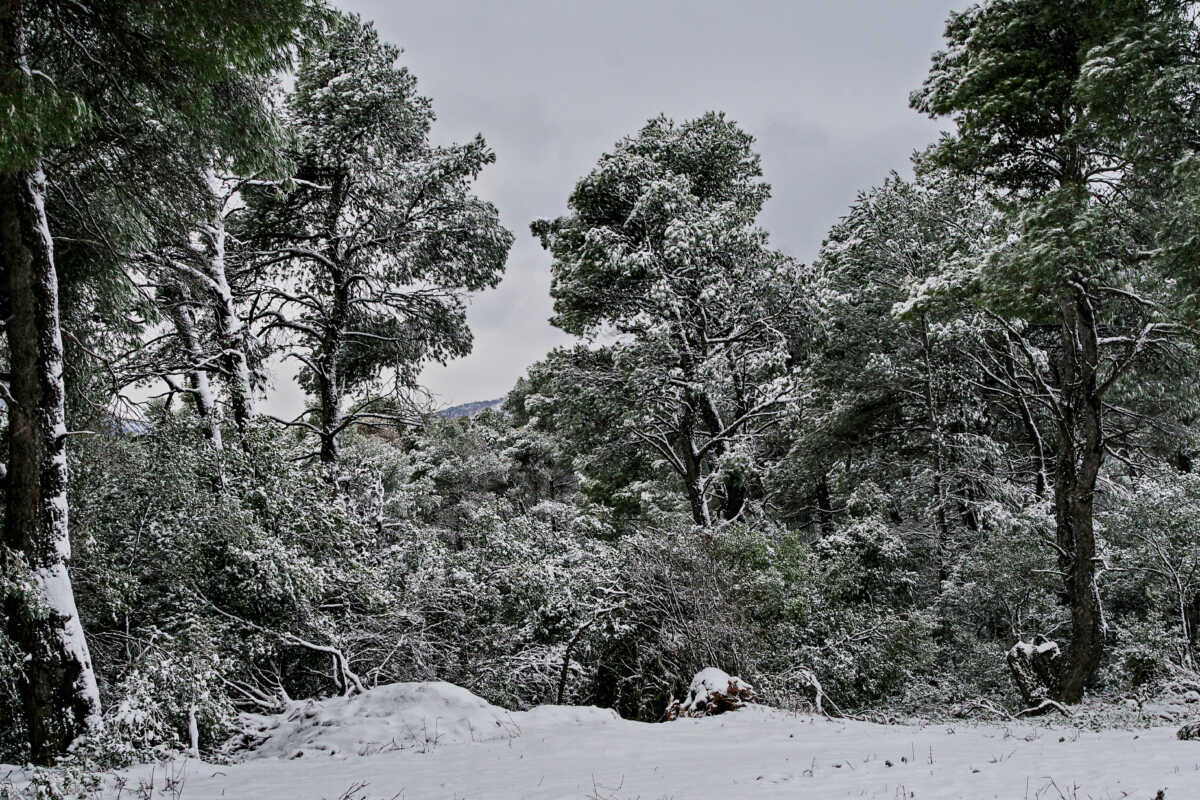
[436,398,505,419]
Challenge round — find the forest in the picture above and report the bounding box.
[3,0,1200,797]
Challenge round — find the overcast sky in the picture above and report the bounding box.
[269,0,959,413]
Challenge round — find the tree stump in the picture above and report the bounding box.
[1007,635,1065,714]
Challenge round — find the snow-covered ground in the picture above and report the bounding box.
[8,682,1200,799]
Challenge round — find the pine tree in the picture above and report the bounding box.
[912,0,1200,702]
[245,12,512,466]
[532,113,808,526]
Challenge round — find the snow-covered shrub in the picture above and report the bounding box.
[324,414,620,711]
[60,417,370,760]
[1102,474,1200,690]
[0,556,31,761]
[779,516,934,709]
[933,505,1063,704]
[348,505,621,710]
[94,624,235,765]
[579,523,797,720]
[1,764,104,800]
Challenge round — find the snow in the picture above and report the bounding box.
[7,681,1200,799]
[233,682,528,759]
[31,561,102,733]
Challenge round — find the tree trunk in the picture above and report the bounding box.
[0,166,102,764]
[1006,636,1061,706]
[680,444,710,527]
[920,315,951,582]
[1053,286,1106,704]
[677,404,710,527]
[695,393,745,521]
[1187,593,1200,662]
[316,324,343,467]
[815,472,834,536]
[199,169,256,436]
[162,280,222,448]
[318,363,341,465]
[314,241,351,467]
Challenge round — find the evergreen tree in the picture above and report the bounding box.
[245,12,512,466]
[791,167,1012,567]
[912,0,1200,702]
[531,113,808,526]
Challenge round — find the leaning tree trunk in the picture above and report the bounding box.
[0,167,102,764]
[1052,285,1106,704]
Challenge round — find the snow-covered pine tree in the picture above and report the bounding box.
[244,12,512,466]
[912,0,1200,703]
[139,163,277,449]
[531,113,809,526]
[792,166,1012,578]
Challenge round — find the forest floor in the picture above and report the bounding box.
[6,681,1200,799]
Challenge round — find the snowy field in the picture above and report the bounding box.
[6,681,1199,800]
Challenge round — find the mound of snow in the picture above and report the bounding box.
[517,703,621,731]
[236,682,521,759]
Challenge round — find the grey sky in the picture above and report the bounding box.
[269,0,958,414]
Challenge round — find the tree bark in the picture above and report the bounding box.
[317,270,347,466]
[680,442,710,527]
[1053,285,1106,704]
[696,391,746,521]
[318,372,341,466]
[314,175,349,468]
[1007,635,1061,707]
[0,166,102,764]
[161,280,222,447]
[199,170,255,436]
